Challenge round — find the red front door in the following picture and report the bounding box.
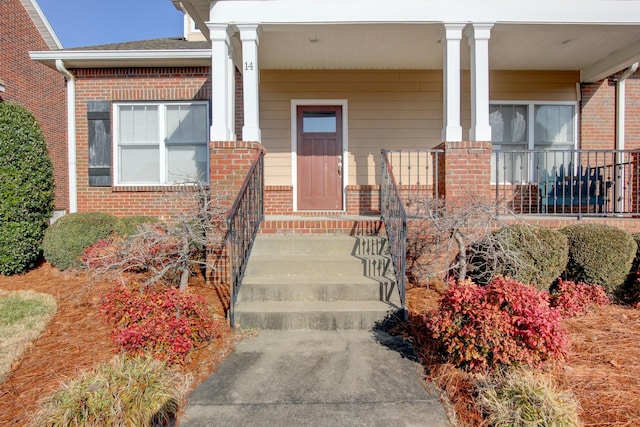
[297,106,343,210]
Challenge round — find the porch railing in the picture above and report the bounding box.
[380,149,445,319]
[226,149,265,328]
[493,149,640,218]
[381,150,408,320]
[381,149,444,214]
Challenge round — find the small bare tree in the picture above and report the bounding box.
[405,193,530,284]
[84,179,227,291]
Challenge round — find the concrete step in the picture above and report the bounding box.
[244,254,390,278]
[233,300,400,331]
[237,280,397,303]
[250,234,388,256]
[236,233,399,330]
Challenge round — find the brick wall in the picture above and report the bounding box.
[580,71,640,151]
[73,67,211,221]
[0,0,68,211]
[208,140,264,285]
[262,185,381,215]
[436,141,492,201]
[624,72,640,149]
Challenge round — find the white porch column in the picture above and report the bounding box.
[238,24,262,142]
[442,23,465,142]
[465,23,493,142]
[209,23,236,141]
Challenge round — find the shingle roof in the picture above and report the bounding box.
[65,37,210,51]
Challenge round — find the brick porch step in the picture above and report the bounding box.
[260,215,383,235]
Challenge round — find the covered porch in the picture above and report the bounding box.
[185,0,640,218]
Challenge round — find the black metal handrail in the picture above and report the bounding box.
[226,149,265,328]
[381,149,408,320]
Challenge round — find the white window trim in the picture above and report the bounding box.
[290,99,349,212]
[489,100,579,150]
[113,101,210,186]
[490,100,579,184]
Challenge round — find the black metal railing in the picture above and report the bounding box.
[381,150,408,320]
[382,149,444,215]
[226,149,265,327]
[492,149,640,218]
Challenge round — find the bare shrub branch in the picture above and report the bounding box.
[405,192,532,284]
[83,178,228,291]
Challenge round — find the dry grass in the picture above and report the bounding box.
[0,263,235,425]
[30,355,191,427]
[406,283,640,427]
[0,290,56,384]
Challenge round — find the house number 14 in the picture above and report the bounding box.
[244,62,254,71]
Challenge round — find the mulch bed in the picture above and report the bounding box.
[0,264,234,426]
[3,266,640,426]
[405,284,640,427]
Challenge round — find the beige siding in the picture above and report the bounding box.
[259,69,579,186]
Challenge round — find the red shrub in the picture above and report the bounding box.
[100,283,228,365]
[425,276,569,371]
[550,278,610,318]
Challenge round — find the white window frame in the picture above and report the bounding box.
[113,101,210,186]
[490,100,579,184]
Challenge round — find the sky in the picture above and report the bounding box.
[37,0,185,48]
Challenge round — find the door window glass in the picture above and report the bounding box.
[303,111,336,133]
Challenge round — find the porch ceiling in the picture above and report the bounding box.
[179,0,640,82]
[255,23,640,78]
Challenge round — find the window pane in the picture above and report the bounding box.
[166,104,208,144]
[534,149,574,181]
[119,105,158,144]
[167,144,208,183]
[119,146,159,183]
[534,105,574,147]
[490,105,528,144]
[303,111,337,133]
[491,144,528,184]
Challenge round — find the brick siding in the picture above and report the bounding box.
[73,67,211,221]
[263,185,381,216]
[580,71,640,151]
[0,0,68,211]
[436,140,492,201]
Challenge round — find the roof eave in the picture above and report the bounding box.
[29,49,212,70]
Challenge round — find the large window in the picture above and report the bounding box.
[115,102,209,185]
[490,102,577,183]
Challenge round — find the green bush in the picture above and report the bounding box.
[0,102,54,275]
[31,355,190,427]
[43,212,119,270]
[114,215,158,237]
[470,224,568,290]
[561,223,636,294]
[621,232,640,304]
[478,369,581,427]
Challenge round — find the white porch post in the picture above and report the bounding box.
[209,23,236,141]
[465,23,493,141]
[442,23,465,142]
[238,24,262,142]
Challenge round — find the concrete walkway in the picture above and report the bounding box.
[179,330,451,427]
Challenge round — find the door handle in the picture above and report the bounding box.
[337,155,343,178]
